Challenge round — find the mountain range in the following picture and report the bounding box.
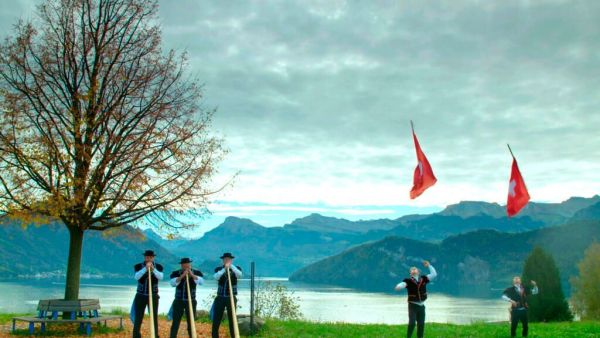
[1,195,599,281]
[0,218,176,279]
[289,201,600,296]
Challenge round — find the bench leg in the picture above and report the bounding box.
[86,322,92,336]
[11,319,15,332]
[29,322,34,335]
[120,317,123,329]
[41,322,46,333]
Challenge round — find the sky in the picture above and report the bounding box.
[2,1,600,235]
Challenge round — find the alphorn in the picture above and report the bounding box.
[226,267,240,338]
[147,266,156,338]
[185,273,197,338]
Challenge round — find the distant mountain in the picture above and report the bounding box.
[285,213,399,234]
[143,229,188,251]
[438,195,600,224]
[3,195,598,280]
[290,220,600,296]
[0,219,176,279]
[571,201,600,221]
[167,196,600,276]
[173,216,365,276]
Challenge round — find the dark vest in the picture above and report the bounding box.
[503,286,531,309]
[215,266,242,297]
[403,275,430,302]
[134,263,163,295]
[170,269,203,300]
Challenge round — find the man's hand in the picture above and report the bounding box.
[394,285,402,291]
[146,262,153,270]
[423,260,430,268]
[225,262,232,269]
[510,300,518,308]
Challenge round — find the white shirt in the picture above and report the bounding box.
[395,265,437,306]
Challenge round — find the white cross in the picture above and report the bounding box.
[508,179,517,197]
[417,161,424,177]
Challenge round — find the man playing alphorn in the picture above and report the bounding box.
[395,260,437,338]
[169,257,204,338]
[211,252,242,338]
[133,250,163,338]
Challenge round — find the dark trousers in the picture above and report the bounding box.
[211,296,237,338]
[511,308,529,337]
[132,293,159,338]
[170,299,197,338]
[407,302,426,338]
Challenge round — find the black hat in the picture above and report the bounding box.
[143,250,156,257]
[220,252,235,259]
[179,257,193,264]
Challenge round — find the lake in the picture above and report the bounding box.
[0,278,509,324]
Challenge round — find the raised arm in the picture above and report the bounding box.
[530,281,538,295]
[426,265,437,281]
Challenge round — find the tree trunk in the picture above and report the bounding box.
[64,226,84,300]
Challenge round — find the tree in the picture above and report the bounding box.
[521,246,572,321]
[571,242,600,320]
[0,0,225,300]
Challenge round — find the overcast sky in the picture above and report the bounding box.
[2,1,599,233]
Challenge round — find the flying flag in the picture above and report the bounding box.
[506,144,530,217]
[410,121,437,199]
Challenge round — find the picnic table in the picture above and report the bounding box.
[12,299,123,336]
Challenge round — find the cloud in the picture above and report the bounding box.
[2,1,599,228]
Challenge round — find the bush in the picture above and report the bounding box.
[254,281,302,320]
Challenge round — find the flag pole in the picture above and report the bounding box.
[507,144,515,158]
[147,267,156,338]
[185,273,197,338]
[226,267,240,338]
[410,120,415,134]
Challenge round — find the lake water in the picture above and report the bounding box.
[0,278,509,324]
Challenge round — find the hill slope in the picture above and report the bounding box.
[290,220,600,296]
[0,219,176,279]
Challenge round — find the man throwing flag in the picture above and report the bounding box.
[169,258,204,338]
[502,276,539,337]
[395,260,438,338]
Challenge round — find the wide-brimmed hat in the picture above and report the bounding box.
[179,257,193,264]
[220,252,235,259]
[143,250,156,257]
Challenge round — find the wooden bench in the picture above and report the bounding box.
[11,299,123,336]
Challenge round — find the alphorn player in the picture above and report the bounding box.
[133,250,163,338]
[169,257,204,338]
[211,252,242,338]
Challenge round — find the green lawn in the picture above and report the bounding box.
[255,320,600,338]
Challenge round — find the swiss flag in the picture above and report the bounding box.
[506,153,530,217]
[410,124,437,199]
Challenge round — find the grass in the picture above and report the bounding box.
[3,312,599,337]
[254,320,600,338]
